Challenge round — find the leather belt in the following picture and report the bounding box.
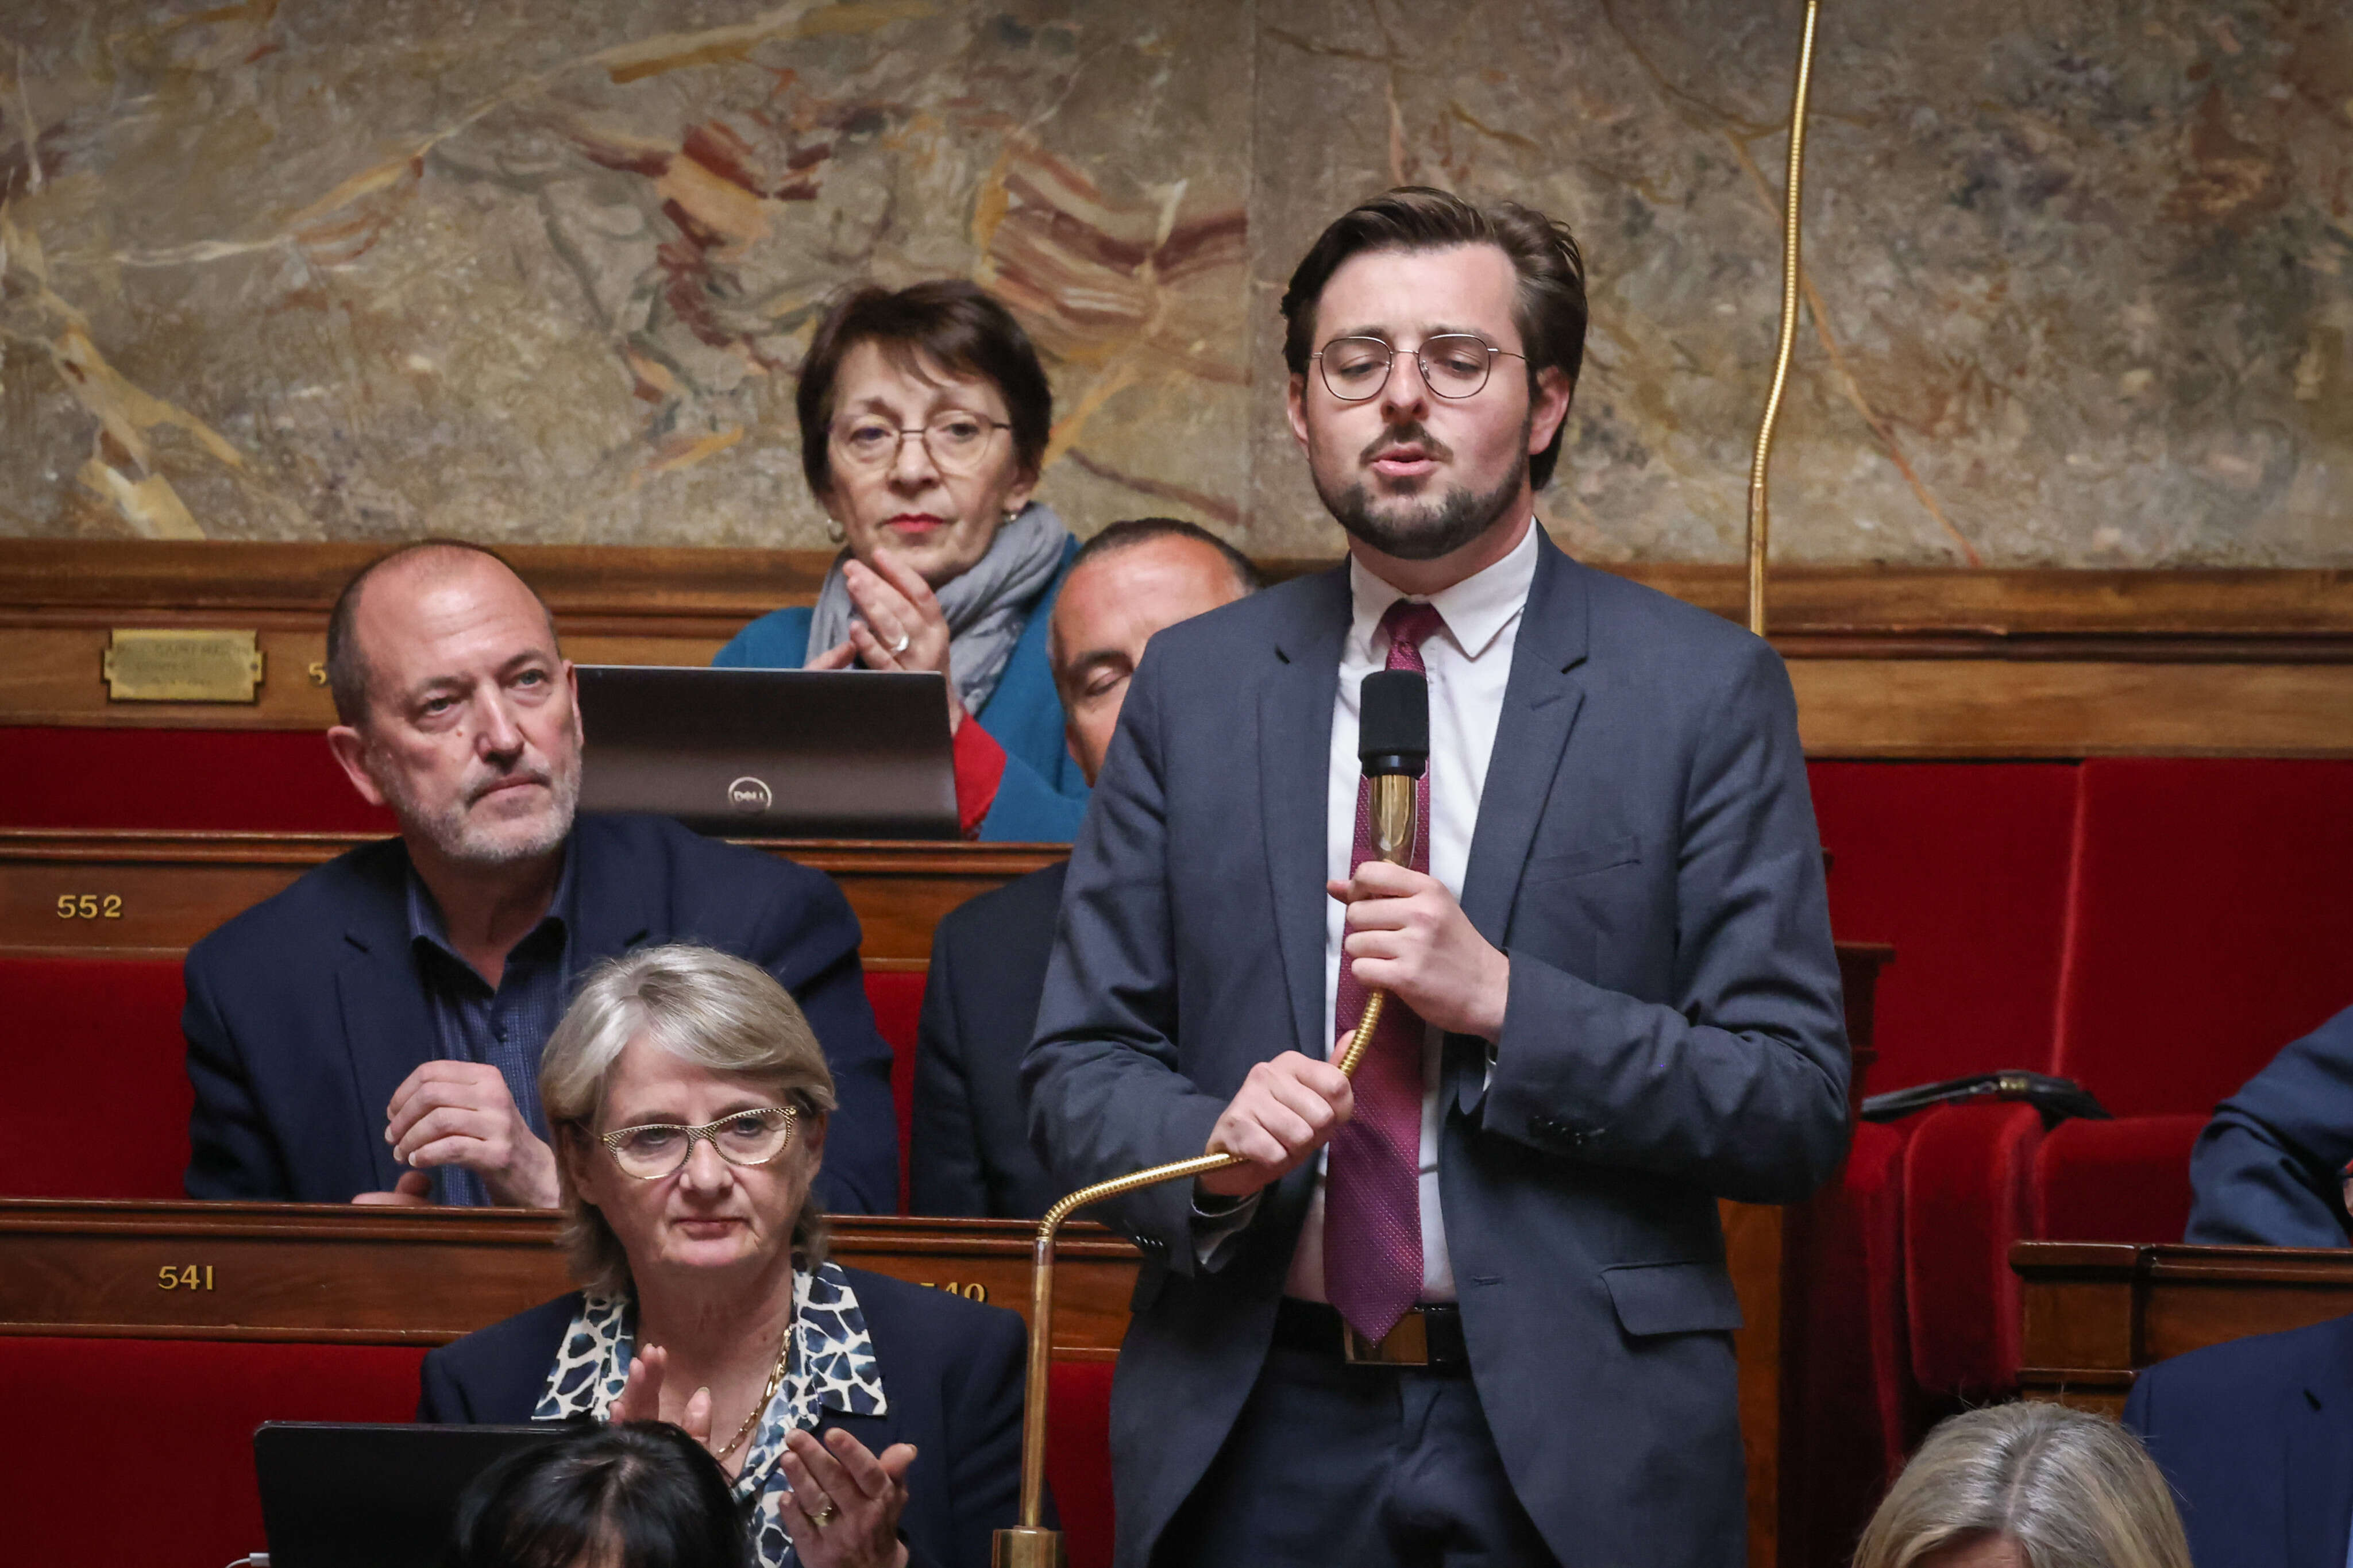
[1272,1297,1469,1372]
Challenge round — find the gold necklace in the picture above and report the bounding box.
[711,1323,793,1463]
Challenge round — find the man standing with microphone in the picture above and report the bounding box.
[1024,187,1849,1567]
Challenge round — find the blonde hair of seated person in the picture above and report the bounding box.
[1852,1402,2191,1568]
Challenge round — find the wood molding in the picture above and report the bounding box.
[0,831,1067,967]
[6,540,2352,750]
[2014,1240,2353,1417]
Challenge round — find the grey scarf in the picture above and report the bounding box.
[807,501,1070,716]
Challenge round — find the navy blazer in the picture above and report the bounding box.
[183,812,898,1214]
[2187,1004,2353,1246]
[2124,1312,2353,1566]
[912,861,1069,1219]
[1023,533,1850,1568]
[418,1268,1029,1568]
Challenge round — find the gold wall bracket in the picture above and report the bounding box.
[101,629,264,703]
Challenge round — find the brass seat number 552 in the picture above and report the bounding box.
[56,894,123,919]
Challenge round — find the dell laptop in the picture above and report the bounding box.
[574,665,958,839]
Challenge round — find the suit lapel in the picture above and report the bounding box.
[334,857,438,1194]
[1458,535,1592,945]
[2285,1318,2353,1565]
[1260,568,1350,1059]
[566,818,654,965]
[1453,538,1591,1113]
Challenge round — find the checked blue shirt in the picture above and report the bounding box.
[404,841,578,1207]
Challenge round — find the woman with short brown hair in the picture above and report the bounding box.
[717,281,1086,841]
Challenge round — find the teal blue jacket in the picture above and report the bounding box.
[712,538,1089,843]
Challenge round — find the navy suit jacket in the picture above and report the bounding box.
[2187,1004,2353,1246]
[2125,1312,2353,1567]
[1023,533,1850,1568]
[912,860,1069,1219]
[418,1268,1029,1568]
[183,812,897,1214]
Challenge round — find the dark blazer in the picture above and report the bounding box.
[1023,532,1850,1568]
[2124,1312,2353,1566]
[183,812,898,1214]
[912,861,1069,1218]
[418,1268,1030,1568]
[2186,1004,2353,1246]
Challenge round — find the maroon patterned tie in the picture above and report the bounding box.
[1324,599,1445,1343]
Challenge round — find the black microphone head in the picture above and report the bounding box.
[1359,669,1430,778]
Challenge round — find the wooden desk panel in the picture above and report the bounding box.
[0,1201,1139,1360]
[0,831,1064,968]
[2015,1241,2353,1415]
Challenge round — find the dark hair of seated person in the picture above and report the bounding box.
[446,1421,745,1568]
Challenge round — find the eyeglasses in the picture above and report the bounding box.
[597,1105,799,1181]
[831,411,1012,473]
[1309,335,1526,402]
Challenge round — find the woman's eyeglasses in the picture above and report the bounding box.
[597,1105,799,1180]
[831,412,1012,474]
[1308,334,1526,402]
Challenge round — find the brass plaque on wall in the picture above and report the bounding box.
[101,630,264,702]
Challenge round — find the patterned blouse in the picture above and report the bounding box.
[532,1261,890,1566]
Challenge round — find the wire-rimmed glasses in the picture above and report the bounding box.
[597,1104,800,1180]
[831,411,1013,473]
[1309,335,1526,402]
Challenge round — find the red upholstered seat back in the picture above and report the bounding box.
[1048,1360,1117,1568]
[2032,1114,2204,1243]
[0,956,190,1198]
[0,1336,426,1567]
[0,727,394,832]
[0,1337,1117,1568]
[1808,762,2080,1094]
[862,970,927,1216]
[2052,759,2353,1117]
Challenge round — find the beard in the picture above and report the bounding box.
[372,744,581,868]
[1313,419,1531,562]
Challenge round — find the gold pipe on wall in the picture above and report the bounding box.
[1746,0,1823,639]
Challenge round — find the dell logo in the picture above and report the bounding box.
[726,776,773,814]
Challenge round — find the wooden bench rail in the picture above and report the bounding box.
[7,540,2353,753]
[2015,1240,2353,1416]
[0,831,1067,968]
[0,1200,1141,1361]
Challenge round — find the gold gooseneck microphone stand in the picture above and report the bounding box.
[990,765,1421,1568]
[1746,0,1823,638]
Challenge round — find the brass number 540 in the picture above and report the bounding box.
[157,1265,215,1291]
[56,894,124,920]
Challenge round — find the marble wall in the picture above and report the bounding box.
[1,0,2347,565]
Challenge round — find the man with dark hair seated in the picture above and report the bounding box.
[2186,1003,2353,1246]
[911,519,1259,1216]
[448,1422,746,1568]
[182,540,897,1212]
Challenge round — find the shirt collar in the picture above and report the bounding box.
[531,1261,890,1501]
[1346,512,1540,663]
[404,833,578,973]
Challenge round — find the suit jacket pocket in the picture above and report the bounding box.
[1524,833,1641,885]
[1600,1260,1745,1337]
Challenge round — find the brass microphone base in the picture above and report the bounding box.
[992,1526,1067,1567]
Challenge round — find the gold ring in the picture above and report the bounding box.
[809,1498,839,1528]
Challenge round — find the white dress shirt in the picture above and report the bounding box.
[1283,518,1537,1305]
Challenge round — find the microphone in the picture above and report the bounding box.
[1357,670,1429,868]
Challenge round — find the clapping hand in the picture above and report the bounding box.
[780,1426,915,1568]
[610,1343,715,1446]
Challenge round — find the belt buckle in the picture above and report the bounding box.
[1343,1308,1429,1367]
